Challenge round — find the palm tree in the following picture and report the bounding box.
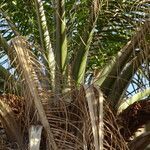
[0,0,150,149]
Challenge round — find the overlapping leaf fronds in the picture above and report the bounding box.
[0,84,129,149]
[44,85,128,149]
[7,36,57,149]
[0,0,149,150]
[95,19,150,109]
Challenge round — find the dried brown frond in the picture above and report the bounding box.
[0,85,129,149]
[40,85,128,149]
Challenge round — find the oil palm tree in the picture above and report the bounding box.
[0,0,150,149]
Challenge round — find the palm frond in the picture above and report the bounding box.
[95,20,150,108]
[72,0,102,84]
[95,20,150,91]
[10,36,57,149]
[118,88,150,112]
[34,0,55,89]
[108,43,150,106]
[84,84,104,150]
[84,85,99,150]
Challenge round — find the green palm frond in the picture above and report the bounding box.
[34,0,55,89]
[95,20,150,107]
[54,0,68,93]
[118,88,150,113]
[72,0,102,85]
